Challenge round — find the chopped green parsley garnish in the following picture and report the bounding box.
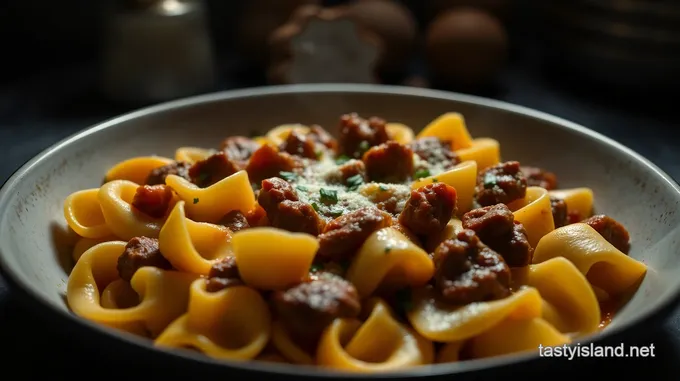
[319,188,339,204]
[329,208,344,217]
[395,288,413,312]
[414,169,431,179]
[310,263,324,272]
[358,140,370,152]
[483,172,498,189]
[193,198,199,204]
[335,154,351,165]
[279,171,297,181]
[316,150,323,159]
[379,185,388,191]
[196,172,210,185]
[346,174,364,191]
[432,178,439,183]
[311,202,320,212]
[296,185,309,192]
[384,245,392,254]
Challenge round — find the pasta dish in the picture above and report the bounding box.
[63,112,647,371]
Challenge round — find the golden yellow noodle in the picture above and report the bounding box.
[62,112,648,372]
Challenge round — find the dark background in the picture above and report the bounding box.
[1,0,680,378]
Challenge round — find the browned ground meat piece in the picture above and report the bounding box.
[432,229,511,304]
[550,196,568,228]
[475,161,527,206]
[188,152,239,188]
[338,113,390,158]
[280,130,317,159]
[205,256,243,292]
[257,178,325,235]
[258,177,298,210]
[568,211,582,224]
[117,237,172,282]
[521,166,558,190]
[362,141,414,183]
[317,207,393,262]
[145,161,191,185]
[246,144,300,184]
[246,205,269,227]
[332,160,367,184]
[582,214,631,253]
[272,273,361,342]
[275,200,326,236]
[221,136,260,164]
[131,185,173,219]
[461,204,533,266]
[399,183,457,236]
[409,137,460,169]
[308,125,339,152]
[219,210,250,232]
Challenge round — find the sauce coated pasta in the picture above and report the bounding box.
[64,112,647,371]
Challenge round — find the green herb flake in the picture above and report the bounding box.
[193,198,199,204]
[335,155,351,165]
[483,172,498,189]
[432,178,439,183]
[346,174,364,191]
[296,185,309,192]
[319,188,338,204]
[414,169,431,179]
[395,288,413,312]
[329,208,344,218]
[316,150,323,159]
[384,245,392,254]
[358,140,370,152]
[311,202,320,212]
[197,172,210,185]
[379,185,388,191]
[310,263,324,272]
[279,171,297,181]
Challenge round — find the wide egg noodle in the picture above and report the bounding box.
[174,147,217,164]
[548,188,594,219]
[104,156,174,185]
[533,223,647,297]
[165,170,255,223]
[154,279,271,360]
[512,257,600,336]
[231,227,318,290]
[98,180,172,240]
[271,321,316,365]
[411,160,477,214]
[508,186,555,248]
[317,299,434,371]
[67,241,198,337]
[407,287,543,342]
[63,188,112,239]
[455,138,501,173]
[346,227,433,298]
[416,112,473,151]
[72,235,119,262]
[158,201,233,275]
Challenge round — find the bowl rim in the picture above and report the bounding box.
[1,83,679,377]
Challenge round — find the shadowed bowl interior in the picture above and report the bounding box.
[1,84,679,378]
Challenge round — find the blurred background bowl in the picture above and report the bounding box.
[536,0,680,90]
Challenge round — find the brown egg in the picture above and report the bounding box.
[424,0,512,21]
[348,0,417,76]
[235,0,320,66]
[425,8,508,87]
